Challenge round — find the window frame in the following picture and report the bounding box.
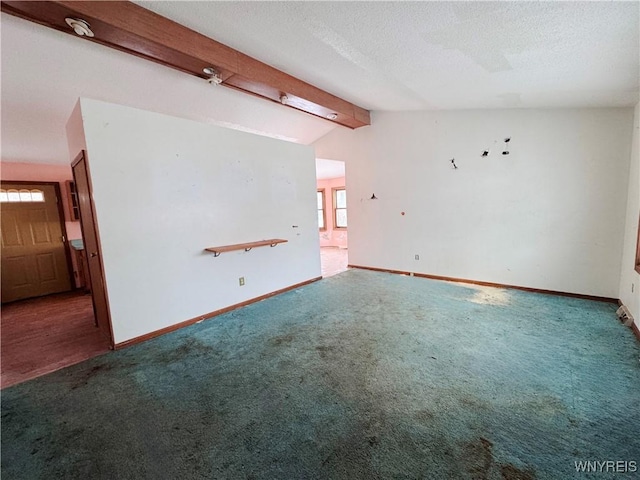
[317,189,327,232]
[332,187,347,230]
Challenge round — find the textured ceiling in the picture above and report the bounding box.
[138,1,639,110]
[2,1,639,165]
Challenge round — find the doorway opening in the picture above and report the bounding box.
[315,159,348,278]
[1,180,110,388]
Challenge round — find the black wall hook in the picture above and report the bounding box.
[502,137,511,155]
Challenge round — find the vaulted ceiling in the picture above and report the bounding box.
[2,1,638,165]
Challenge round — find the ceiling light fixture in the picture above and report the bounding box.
[202,67,222,85]
[204,67,223,85]
[65,18,94,37]
[327,113,338,120]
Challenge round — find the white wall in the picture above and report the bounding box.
[618,103,640,324]
[315,108,633,298]
[68,99,321,344]
[66,101,87,162]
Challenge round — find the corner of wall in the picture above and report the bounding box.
[618,102,640,328]
[66,100,86,161]
[313,125,361,162]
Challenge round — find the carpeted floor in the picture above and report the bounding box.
[2,269,639,479]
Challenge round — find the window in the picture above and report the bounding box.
[0,188,45,203]
[317,189,326,231]
[333,187,347,229]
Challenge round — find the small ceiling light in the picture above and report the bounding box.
[205,69,223,85]
[65,18,94,37]
[327,113,338,120]
[203,67,222,84]
[280,95,289,105]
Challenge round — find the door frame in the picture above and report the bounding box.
[71,151,115,348]
[1,180,75,294]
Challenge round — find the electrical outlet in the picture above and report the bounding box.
[239,277,245,286]
[415,254,419,260]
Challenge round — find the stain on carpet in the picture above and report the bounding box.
[501,463,537,479]
[414,409,435,424]
[270,334,294,346]
[449,281,512,306]
[70,363,116,390]
[461,437,494,479]
[167,337,216,360]
[85,363,113,379]
[315,345,335,359]
[460,394,490,410]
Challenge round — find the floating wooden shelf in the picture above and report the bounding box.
[205,239,288,257]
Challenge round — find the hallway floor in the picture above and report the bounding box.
[320,247,348,278]
[1,291,111,389]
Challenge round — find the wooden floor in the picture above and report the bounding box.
[320,247,348,278]
[1,291,111,389]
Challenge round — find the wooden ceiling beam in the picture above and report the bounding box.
[1,1,370,129]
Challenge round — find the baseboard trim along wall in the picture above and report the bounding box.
[348,265,619,304]
[114,276,322,349]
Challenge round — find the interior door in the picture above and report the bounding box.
[1,182,72,303]
[72,152,114,345]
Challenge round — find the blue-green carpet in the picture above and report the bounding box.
[2,269,639,479]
